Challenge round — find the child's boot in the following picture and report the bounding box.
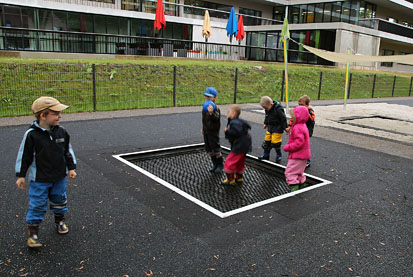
[275,149,282,163]
[299,183,307,189]
[290,184,299,192]
[209,156,217,172]
[259,150,270,161]
[27,224,42,248]
[222,173,235,185]
[235,173,243,184]
[55,214,69,235]
[214,156,224,173]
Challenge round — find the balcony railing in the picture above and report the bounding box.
[121,0,282,26]
[44,0,116,6]
[359,18,413,39]
[0,26,328,65]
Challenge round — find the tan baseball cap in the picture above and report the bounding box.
[31,96,69,113]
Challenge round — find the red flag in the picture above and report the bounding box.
[235,15,245,41]
[154,0,166,30]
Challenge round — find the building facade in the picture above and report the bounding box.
[0,0,412,72]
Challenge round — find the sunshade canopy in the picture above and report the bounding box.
[303,45,413,65]
[154,0,166,30]
[202,10,211,39]
[235,15,245,41]
[226,7,238,37]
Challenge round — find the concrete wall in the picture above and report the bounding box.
[335,29,381,70]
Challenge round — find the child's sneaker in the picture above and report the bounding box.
[57,221,69,234]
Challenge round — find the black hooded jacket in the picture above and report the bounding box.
[15,121,76,182]
[225,117,252,153]
[264,101,287,133]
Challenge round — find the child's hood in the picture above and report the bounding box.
[293,105,309,124]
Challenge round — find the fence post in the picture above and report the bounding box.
[371,74,376,98]
[234,67,238,104]
[409,76,413,96]
[280,70,285,102]
[392,75,396,97]
[173,66,177,107]
[92,64,96,111]
[318,71,323,100]
[347,73,352,99]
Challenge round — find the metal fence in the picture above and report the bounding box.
[0,63,412,117]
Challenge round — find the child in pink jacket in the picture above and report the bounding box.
[283,105,311,192]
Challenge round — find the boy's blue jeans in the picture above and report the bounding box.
[26,177,68,224]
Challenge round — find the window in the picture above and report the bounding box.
[314,3,324,23]
[239,7,262,26]
[299,5,308,23]
[38,9,53,30]
[273,6,285,22]
[349,0,359,24]
[4,6,22,27]
[341,1,351,23]
[184,0,231,19]
[122,0,139,11]
[94,15,106,33]
[53,11,67,31]
[323,3,332,22]
[307,5,315,23]
[106,16,119,34]
[331,2,342,22]
[119,17,128,35]
[381,49,394,67]
[290,6,300,23]
[67,12,81,32]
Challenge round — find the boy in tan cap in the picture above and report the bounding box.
[15,96,77,248]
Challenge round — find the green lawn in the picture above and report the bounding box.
[0,57,412,117]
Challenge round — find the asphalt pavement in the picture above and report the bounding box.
[0,98,412,276]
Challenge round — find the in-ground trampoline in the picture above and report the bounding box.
[113,144,331,218]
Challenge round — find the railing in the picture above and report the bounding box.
[121,0,282,26]
[359,18,413,38]
[44,0,116,6]
[0,26,325,64]
[0,63,411,117]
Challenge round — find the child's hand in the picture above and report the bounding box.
[68,170,77,179]
[16,177,25,190]
[201,129,204,135]
[224,127,227,132]
[285,127,290,134]
[263,124,267,129]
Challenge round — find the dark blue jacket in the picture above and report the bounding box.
[225,117,252,153]
[15,121,76,182]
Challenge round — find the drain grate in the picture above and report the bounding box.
[113,144,331,218]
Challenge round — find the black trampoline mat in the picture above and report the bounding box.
[113,144,331,218]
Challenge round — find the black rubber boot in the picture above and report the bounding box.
[209,156,217,172]
[214,156,224,173]
[275,148,282,163]
[258,150,270,161]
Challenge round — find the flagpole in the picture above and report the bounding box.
[344,48,350,110]
[283,38,289,112]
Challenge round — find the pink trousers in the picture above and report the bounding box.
[285,159,307,185]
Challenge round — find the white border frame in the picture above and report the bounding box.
[113,144,332,218]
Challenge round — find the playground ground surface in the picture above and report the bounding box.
[0,97,412,276]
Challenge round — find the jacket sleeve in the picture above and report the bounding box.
[225,120,242,140]
[283,129,305,153]
[15,130,34,178]
[263,111,269,125]
[64,132,77,170]
[278,106,288,130]
[309,108,315,122]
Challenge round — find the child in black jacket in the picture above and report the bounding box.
[222,105,252,185]
[259,96,287,163]
[16,97,77,248]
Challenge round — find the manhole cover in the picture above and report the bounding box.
[113,144,331,218]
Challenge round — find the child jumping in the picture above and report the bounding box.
[286,95,315,167]
[259,96,287,163]
[201,87,224,173]
[283,105,311,192]
[16,96,77,248]
[222,105,252,185]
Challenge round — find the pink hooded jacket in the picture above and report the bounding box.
[283,105,311,160]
